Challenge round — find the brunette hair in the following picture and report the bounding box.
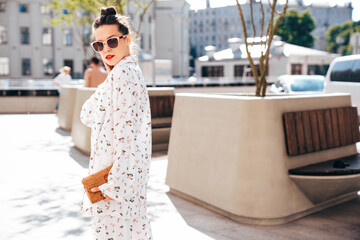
[90,56,100,65]
[93,6,139,56]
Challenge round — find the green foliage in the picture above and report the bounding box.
[326,20,360,55]
[275,8,315,48]
[48,0,126,28]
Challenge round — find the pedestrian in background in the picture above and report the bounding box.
[80,6,152,240]
[84,56,107,88]
[54,66,72,112]
[54,66,72,88]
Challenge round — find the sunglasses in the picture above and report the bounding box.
[90,35,127,52]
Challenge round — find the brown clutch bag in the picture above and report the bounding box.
[82,165,113,204]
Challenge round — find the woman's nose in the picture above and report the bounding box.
[103,43,111,52]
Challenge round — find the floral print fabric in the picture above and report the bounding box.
[80,55,152,233]
[91,215,152,240]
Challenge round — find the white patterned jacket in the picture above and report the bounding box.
[80,56,152,219]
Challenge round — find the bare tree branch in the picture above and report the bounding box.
[260,0,265,40]
[260,0,288,96]
[236,0,260,88]
[136,0,157,34]
[250,0,256,47]
[236,0,288,96]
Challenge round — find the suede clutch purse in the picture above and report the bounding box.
[82,165,113,204]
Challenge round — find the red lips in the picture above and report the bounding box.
[106,55,114,60]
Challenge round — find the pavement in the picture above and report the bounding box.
[0,113,359,240]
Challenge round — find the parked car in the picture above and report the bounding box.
[270,75,325,94]
[324,54,360,117]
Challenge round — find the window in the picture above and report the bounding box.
[291,64,302,75]
[307,65,329,76]
[140,34,144,49]
[351,60,360,82]
[330,59,360,82]
[42,28,52,45]
[20,27,30,44]
[0,57,9,75]
[234,65,244,77]
[22,59,31,76]
[201,66,224,77]
[245,65,260,77]
[0,2,5,12]
[63,29,72,46]
[0,26,7,44]
[19,4,28,13]
[83,28,90,45]
[40,4,50,14]
[43,58,54,76]
[149,35,151,50]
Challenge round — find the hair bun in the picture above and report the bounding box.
[100,6,117,16]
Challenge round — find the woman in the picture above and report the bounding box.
[80,6,152,240]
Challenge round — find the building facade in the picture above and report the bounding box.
[195,36,339,83]
[132,0,190,80]
[0,0,190,80]
[189,0,352,58]
[0,0,89,79]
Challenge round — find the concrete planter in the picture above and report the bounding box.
[70,87,175,155]
[71,87,96,155]
[166,92,359,225]
[58,85,80,131]
[0,90,59,113]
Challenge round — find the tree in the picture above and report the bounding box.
[326,20,360,55]
[236,0,288,97]
[275,9,315,48]
[133,0,157,34]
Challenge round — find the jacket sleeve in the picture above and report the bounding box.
[98,67,144,204]
[80,93,97,128]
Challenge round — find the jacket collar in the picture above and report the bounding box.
[112,55,137,72]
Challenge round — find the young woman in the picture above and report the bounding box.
[80,6,152,240]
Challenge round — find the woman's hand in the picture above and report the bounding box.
[91,187,114,202]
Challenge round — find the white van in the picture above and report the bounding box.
[325,54,360,117]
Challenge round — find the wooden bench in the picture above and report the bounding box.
[284,106,360,176]
[148,88,175,151]
[149,94,175,129]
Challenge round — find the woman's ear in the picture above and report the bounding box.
[126,34,132,46]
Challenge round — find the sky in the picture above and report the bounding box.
[185,0,360,21]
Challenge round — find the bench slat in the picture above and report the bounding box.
[324,109,335,149]
[302,111,314,153]
[344,107,353,145]
[316,110,328,150]
[350,107,360,143]
[295,112,306,154]
[283,106,360,156]
[309,110,321,151]
[150,95,175,118]
[331,108,340,147]
[337,108,347,146]
[283,113,298,156]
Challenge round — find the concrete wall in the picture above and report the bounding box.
[166,92,358,224]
